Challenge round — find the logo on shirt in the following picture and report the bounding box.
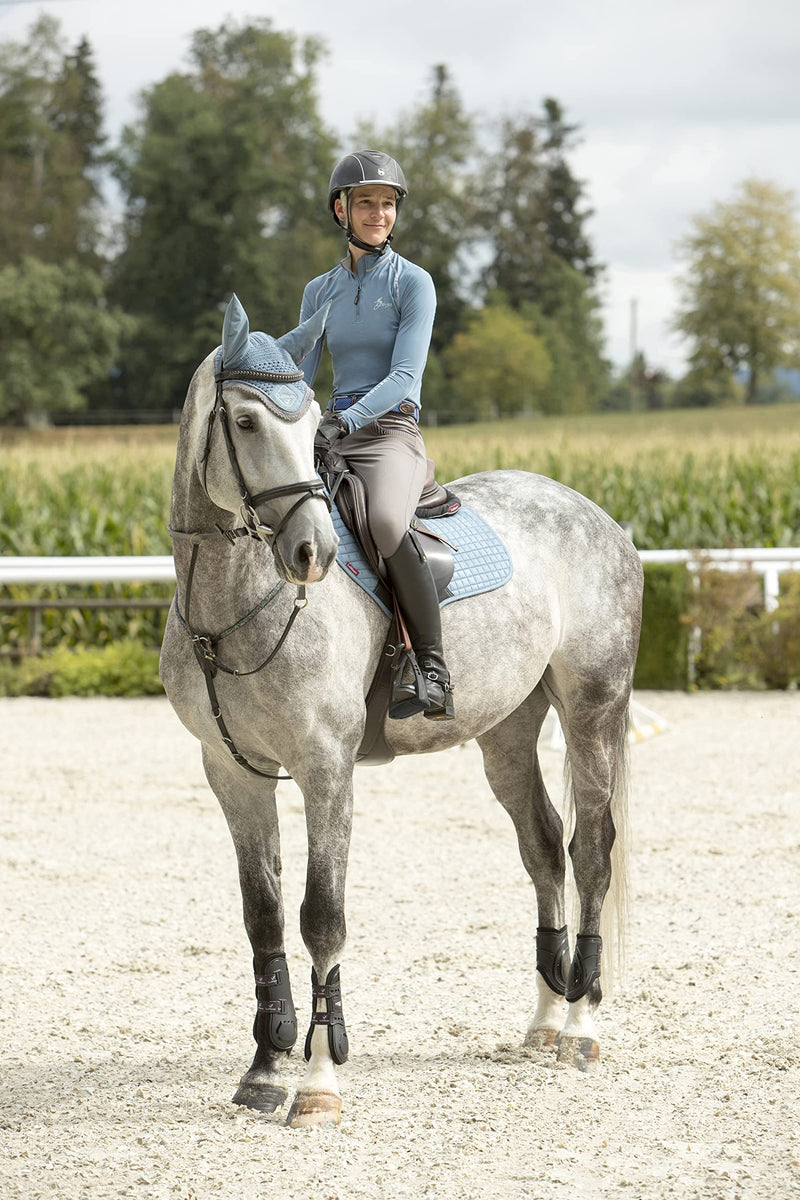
[374,298,393,311]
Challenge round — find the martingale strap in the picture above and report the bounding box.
[173,539,306,780]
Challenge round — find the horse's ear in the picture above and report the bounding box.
[221,293,250,365]
[276,303,330,366]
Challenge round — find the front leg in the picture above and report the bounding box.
[285,760,354,1129]
[202,750,294,1113]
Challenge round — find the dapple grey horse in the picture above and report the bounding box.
[160,296,643,1128]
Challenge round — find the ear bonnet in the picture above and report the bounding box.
[217,294,329,421]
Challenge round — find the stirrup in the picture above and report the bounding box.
[422,677,455,721]
[418,655,455,721]
[388,647,431,719]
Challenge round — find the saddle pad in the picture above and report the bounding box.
[331,504,513,618]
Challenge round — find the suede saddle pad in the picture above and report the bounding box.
[330,503,513,617]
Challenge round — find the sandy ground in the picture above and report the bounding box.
[1,691,799,1200]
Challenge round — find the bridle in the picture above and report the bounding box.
[170,362,332,780]
[202,362,329,544]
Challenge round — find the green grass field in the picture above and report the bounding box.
[3,403,799,555]
[1,404,799,660]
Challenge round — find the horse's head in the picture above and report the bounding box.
[199,294,338,585]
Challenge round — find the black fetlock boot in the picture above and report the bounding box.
[384,532,455,722]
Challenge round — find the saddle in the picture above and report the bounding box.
[331,459,461,765]
[334,459,459,602]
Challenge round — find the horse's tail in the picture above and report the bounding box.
[563,705,631,997]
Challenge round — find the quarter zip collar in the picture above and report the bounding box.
[340,247,394,276]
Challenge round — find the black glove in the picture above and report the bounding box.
[314,412,348,476]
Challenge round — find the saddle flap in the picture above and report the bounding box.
[332,470,380,576]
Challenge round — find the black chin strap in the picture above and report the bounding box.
[345,229,391,256]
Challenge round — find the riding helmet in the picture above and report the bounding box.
[327,150,408,228]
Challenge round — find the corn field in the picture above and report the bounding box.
[1,405,800,654]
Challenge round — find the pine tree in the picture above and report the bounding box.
[539,98,598,283]
[0,18,105,266]
[479,100,608,411]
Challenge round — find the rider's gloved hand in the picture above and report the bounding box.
[314,412,348,476]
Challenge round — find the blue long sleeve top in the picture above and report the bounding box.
[298,247,436,433]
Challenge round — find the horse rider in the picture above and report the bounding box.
[298,149,454,722]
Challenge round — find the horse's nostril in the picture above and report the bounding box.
[298,541,314,564]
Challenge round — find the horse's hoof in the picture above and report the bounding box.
[556,1035,600,1072]
[524,1025,560,1050]
[285,1089,342,1129]
[232,1080,288,1113]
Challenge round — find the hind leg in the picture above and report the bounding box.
[477,686,569,1049]
[543,662,632,1069]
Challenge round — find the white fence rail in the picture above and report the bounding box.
[2,551,799,673]
[0,556,176,585]
[2,549,800,610]
[637,547,800,612]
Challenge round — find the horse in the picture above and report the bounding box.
[160,295,643,1129]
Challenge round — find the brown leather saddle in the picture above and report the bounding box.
[332,459,460,765]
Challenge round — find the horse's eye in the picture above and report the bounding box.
[236,415,254,430]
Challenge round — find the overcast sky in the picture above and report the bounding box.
[2,0,799,375]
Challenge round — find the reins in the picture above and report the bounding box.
[171,362,331,780]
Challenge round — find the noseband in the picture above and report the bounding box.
[170,362,332,781]
[203,363,329,544]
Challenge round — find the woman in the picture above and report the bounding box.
[299,149,453,721]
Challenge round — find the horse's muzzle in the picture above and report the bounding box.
[274,527,339,586]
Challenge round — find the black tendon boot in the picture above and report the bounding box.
[384,532,455,721]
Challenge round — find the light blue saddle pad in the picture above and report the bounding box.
[331,504,513,618]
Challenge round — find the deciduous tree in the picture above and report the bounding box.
[109,19,339,409]
[0,257,130,425]
[442,303,551,419]
[673,177,800,404]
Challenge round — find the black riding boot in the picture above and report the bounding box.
[384,532,455,721]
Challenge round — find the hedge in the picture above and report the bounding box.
[0,640,163,697]
[635,563,800,691]
[634,564,693,690]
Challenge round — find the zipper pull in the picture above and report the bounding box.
[354,282,361,306]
